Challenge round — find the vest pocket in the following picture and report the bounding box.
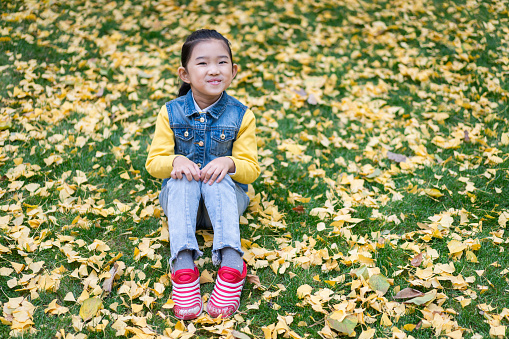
[210,129,235,156]
[174,128,194,155]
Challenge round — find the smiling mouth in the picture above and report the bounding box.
[208,80,221,85]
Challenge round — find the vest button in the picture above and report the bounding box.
[200,117,205,123]
[220,133,225,140]
[184,131,189,137]
[197,163,201,168]
[198,141,204,147]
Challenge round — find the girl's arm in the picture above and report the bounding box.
[145,106,183,179]
[226,109,261,184]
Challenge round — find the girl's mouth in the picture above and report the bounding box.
[208,79,221,85]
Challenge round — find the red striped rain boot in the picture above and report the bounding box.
[171,266,203,320]
[207,262,247,318]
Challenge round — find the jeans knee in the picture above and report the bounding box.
[166,178,200,192]
[203,175,235,194]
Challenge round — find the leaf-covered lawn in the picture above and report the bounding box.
[1,0,509,338]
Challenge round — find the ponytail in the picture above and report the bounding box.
[178,82,191,97]
[177,29,233,98]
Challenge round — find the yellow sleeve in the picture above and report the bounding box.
[226,109,261,184]
[145,105,183,179]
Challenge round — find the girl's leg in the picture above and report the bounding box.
[199,180,250,272]
[197,184,248,229]
[159,178,203,271]
[159,178,203,320]
[221,183,249,271]
[196,198,212,230]
[202,176,248,319]
[200,175,244,266]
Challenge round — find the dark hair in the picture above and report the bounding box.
[178,29,234,97]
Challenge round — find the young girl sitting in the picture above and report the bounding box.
[145,29,260,320]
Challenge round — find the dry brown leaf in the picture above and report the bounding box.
[102,262,119,293]
[404,289,437,305]
[387,151,407,163]
[411,252,423,267]
[307,93,318,105]
[246,274,262,289]
[292,205,305,214]
[464,130,470,142]
[394,288,425,300]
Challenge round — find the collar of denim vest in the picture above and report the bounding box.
[184,90,228,119]
[192,92,223,114]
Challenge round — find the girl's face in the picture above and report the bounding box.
[178,39,238,108]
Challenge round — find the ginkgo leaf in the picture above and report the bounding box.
[327,314,357,336]
[24,183,40,193]
[423,188,444,198]
[199,269,214,284]
[498,211,509,227]
[45,299,69,315]
[120,172,130,180]
[131,303,143,313]
[368,274,390,295]
[358,329,376,339]
[446,330,464,339]
[350,265,369,279]
[162,298,175,309]
[465,250,478,263]
[79,297,103,321]
[0,120,12,130]
[232,330,251,339]
[64,292,76,302]
[296,284,313,299]
[380,313,392,327]
[403,324,416,331]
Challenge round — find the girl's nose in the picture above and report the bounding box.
[208,65,220,75]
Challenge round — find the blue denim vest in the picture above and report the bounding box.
[162,90,249,192]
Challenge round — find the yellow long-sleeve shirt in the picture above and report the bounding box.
[145,105,260,185]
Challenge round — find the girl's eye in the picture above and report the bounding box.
[198,62,206,65]
[219,61,227,64]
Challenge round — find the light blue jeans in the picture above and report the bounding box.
[159,175,249,269]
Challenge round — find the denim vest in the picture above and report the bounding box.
[162,90,249,192]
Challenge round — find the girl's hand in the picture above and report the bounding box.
[171,156,201,181]
[200,157,235,185]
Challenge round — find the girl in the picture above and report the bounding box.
[145,29,260,320]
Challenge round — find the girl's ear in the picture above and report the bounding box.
[232,64,238,79]
[178,67,190,83]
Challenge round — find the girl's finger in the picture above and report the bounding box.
[215,169,227,184]
[183,168,193,181]
[208,168,221,185]
[202,167,213,183]
[201,164,211,179]
[192,164,201,181]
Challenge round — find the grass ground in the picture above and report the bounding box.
[0,0,508,338]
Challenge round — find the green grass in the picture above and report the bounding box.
[1,0,509,338]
